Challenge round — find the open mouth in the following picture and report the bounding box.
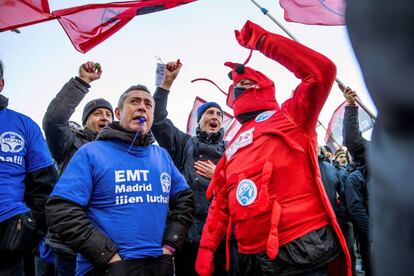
[98,123,107,128]
[209,122,218,129]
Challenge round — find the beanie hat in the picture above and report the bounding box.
[82,98,114,126]
[334,148,346,160]
[197,102,223,122]
[323,145,333,154]
[224,62,278,118]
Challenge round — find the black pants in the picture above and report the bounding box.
[338,220,356,276]
[238,253,329,276]
[86,255,173,276]
[238,226,342,276]
[174,240,238,276]
[54,251,76,276]
[0,252,24,276]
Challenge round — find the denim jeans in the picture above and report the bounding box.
[54,251,76,276]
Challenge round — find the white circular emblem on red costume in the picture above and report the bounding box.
[255,111,276,122]
[236,179,257,206]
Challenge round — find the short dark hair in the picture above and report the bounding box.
[0,60,4,80]
[117,84,152,109]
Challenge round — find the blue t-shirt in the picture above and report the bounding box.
[51,139,189,275]
[0,108,53,222]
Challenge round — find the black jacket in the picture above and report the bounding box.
[318,157,343,217]
[343,105,369,169]
[342,104,370,230]
[344,169,369,238]
[46,122,194,268]
[43,77,96,174]
[152,88,226,242]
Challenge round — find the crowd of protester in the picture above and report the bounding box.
[1,4,412,274]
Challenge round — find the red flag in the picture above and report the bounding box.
[186,97,233,136]
[53,0,196,53]
[279,0,345,26]
[0,0,53,31]
[325,101,374,149]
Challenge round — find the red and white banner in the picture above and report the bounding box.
[0,0,196,53]
[223,119,241,142]
[279,0,345,26]
[0,0,53,31]
[186,97,234,136]
[54,0,196,53]
[325,101,374,149]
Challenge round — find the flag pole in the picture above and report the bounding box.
[250,0,299,41]
[249,0,376,121]
[318,121,341,149]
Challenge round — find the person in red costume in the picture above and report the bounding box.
[195,21,351,276]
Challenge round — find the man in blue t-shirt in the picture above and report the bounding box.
[0,60,58,275]
[46,84,195,276]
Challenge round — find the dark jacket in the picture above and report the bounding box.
[342,105,371,275]
[343,105,369,169]
[318,156,343,217]
[43,77,96,174]
[342,105,370,229]
[152,87,226,242]
[344,169,369,238]
[347,4,412,274]
[46,123,194,268]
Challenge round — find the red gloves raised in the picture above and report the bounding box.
[195,246,215,276]
[235,20,267,50]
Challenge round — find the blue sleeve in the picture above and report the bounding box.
[168,152,189,197]
[25,120,53,172]
[50,147,93,207]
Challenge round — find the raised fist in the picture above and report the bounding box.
[79,61,102,84]
[235,20,267,50]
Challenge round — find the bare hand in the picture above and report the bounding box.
[160,60,182,91]
[194,160,216,180]
[79,61,102,84]
[107,253,121,264]
[162,246,173,255]
[343,86,357,106]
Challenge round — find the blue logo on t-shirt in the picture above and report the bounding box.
[0,131,25,153]
[236,179,257,206]
[255,111,276,123]
[160,172,171,193]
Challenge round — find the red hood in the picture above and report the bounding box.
[225,62,279,118]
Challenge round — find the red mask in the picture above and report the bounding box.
[225,62,279,118]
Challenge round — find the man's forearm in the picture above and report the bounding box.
[46,197,118,267]
[24,165,58,233]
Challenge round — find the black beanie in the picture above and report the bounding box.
[197,102,223,122]
[82,98,114,126]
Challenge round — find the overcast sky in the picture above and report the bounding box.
[0,0,375,144]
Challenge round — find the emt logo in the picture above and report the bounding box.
[160,172,171,193]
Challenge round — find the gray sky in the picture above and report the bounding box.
[0,0,375,144]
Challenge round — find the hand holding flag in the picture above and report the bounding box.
[343,87,357,106]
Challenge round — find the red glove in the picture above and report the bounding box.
[195,246,214,276]
[235,20,268,50]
